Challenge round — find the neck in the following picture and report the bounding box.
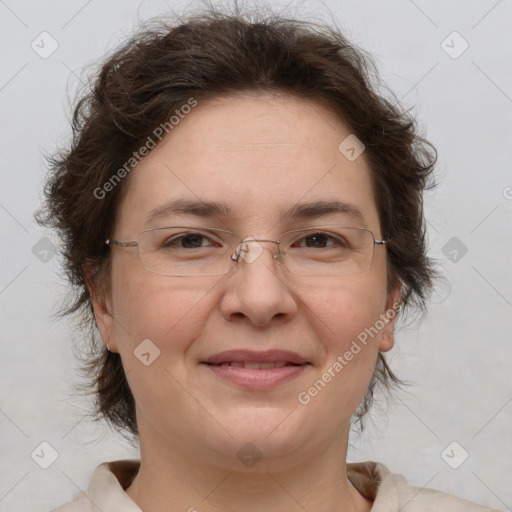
[125,423,372,512]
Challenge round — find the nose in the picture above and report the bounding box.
[220,239,297,327]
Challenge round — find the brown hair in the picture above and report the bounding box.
[36,7,437,439]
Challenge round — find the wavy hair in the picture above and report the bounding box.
[36,6,437,439]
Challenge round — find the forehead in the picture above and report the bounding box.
[114,93,380,235]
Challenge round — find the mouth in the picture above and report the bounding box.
[201,350,311,389]
[207,361,298,369]
[202,349,310,366]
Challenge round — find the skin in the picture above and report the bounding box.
[92,92,400,512]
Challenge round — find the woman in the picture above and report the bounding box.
[38,7,500,511]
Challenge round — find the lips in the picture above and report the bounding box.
[202,349,309,366]
[217,361,289,369]
[201,350,310,389]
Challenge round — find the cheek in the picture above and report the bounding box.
[302,273,387,351]
[294,280,386,429]
[110,261,221,353]
[109,269,222,421]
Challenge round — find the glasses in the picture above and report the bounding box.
[105,225,387,277]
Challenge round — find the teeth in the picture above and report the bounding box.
[244,362,262,369]
[259,362,278,369]
[219,361,290,369]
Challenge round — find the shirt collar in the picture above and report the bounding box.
[86,459,388,511]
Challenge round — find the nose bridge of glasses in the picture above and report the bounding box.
[231,236,281,265]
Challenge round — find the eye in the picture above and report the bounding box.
[292,231,348,249]
[162,232,220,249]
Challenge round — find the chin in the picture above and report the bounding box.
[203,406,323,466]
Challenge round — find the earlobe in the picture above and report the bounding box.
[84,267,116,352]
[379,283,401,353]
[379,332,394,352]
[93,295,115,352]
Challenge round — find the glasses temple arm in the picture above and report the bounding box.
[105,239,139,247]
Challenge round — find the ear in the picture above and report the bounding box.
[84,266,116,352]
[378,283,401,353]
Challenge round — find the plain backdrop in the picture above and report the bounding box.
[0,0,511,510]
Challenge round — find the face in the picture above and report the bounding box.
[94,93,399,471]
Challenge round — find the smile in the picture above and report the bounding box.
[201,350,311,389]
[209,361,295,369]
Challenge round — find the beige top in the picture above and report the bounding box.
[52,460,501,511]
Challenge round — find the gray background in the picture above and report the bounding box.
[0,0,511,510]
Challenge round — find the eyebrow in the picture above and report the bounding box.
[280,200,365,224]
[144,199,231,227]
[144,198,365,227]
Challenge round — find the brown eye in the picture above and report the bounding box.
[169,234,206,248]
[293,232,348,249]
[302,233,331,248]
[162,232,219,249]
